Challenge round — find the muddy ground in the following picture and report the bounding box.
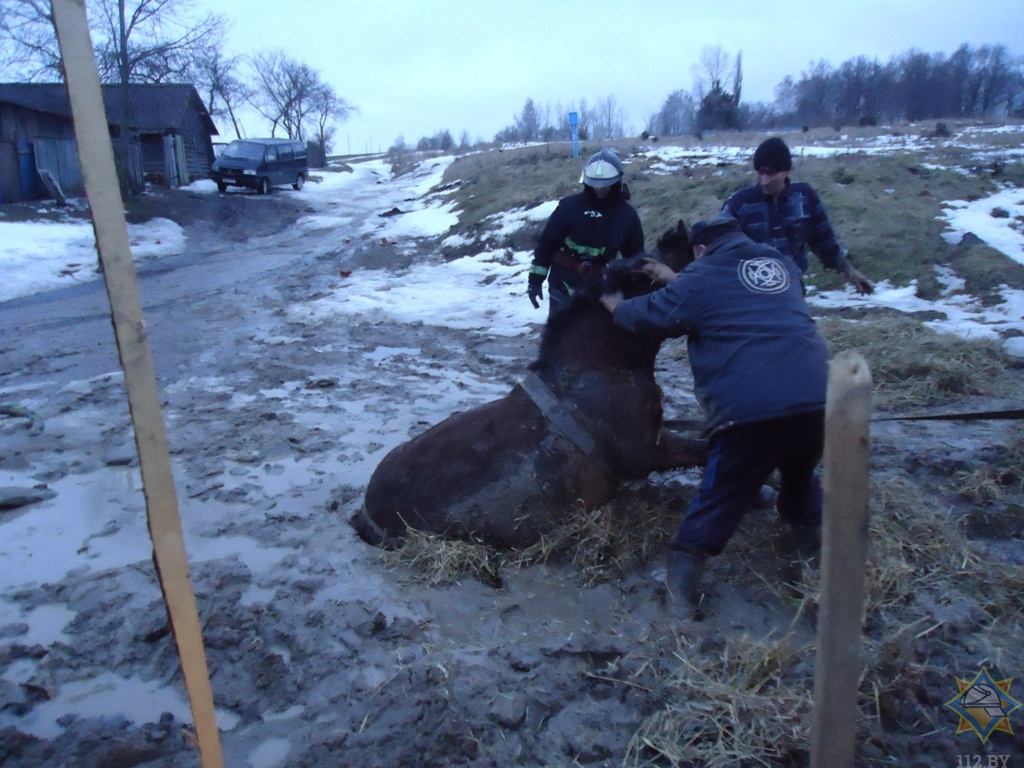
[1,172,1023,767]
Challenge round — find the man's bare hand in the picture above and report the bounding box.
[843,263,875,295]
[640,257,677,285]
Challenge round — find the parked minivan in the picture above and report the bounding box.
[210,138,308,194]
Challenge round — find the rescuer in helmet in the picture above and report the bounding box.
[527,148,645,317]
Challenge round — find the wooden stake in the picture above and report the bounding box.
[50,2,224,766]
[810,350,872,768]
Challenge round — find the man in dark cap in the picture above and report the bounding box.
[601,217,829,618]
[527,148,645,317]
[722,136,874,294]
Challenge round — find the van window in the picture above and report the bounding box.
[265,147,278,162]
[279,147,294,161]
[294,144,307,160]
[223,141,265,160]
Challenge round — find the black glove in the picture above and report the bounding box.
[528,274,544,309]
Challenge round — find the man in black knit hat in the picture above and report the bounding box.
[722,136,874,294]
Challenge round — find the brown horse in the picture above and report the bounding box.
[354,222,705,549]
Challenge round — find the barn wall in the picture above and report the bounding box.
[0,103,78,202]
[2,86,216,200]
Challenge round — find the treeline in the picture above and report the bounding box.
[401,43,1023,152]
[772,44,1022,127]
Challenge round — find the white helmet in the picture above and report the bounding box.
[582,149,624,188]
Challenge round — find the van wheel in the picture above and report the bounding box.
[258,177,270,195]
[216,182,228,193]
[293,174,305,191]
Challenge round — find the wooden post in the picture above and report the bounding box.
[50,2,224,766]
[811,351,872,768]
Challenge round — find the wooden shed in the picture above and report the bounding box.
[0,82,219,203]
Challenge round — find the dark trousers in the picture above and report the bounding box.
[672,410,824,556]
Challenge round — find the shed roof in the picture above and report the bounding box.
[0,82,218,136]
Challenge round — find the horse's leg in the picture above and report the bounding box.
[650,428,707,471]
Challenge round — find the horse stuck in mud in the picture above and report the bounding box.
[354,222,707,549]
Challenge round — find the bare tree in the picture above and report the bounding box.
[692,46,743,130]
[90,0,227,83]
[310,81,357,154]
[249,50,312,138]
[591,95,625,139]
[0,0,226,83]
[248,50,353,144]
[514,98,542,141]
[576,97,591,140]
[773,75,798,115]
[0,0,64,79]
[972,44,1016,115]
[193,47,252,140]
[2,0,223,82]
[691,45,733,100]
[794,59,838,125]
[649,89,696,136]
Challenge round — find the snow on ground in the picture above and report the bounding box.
[3,135,1024,346]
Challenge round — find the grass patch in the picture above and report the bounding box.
[816,314,1015,410]
[438,126,1024,299]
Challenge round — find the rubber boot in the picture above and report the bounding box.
[783,525,821,588]
[665,548,705,619]
[792,525,821,561]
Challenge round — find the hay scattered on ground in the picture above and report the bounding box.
[626,633,814,768]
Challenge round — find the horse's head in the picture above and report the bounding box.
[599,220,691,300]
[652,220,693,273]
[600,255,656,300]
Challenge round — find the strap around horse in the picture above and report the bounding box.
[519,373,619,480]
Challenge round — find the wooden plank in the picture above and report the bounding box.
[38,169,68,205]
[50,2,224,766]
[811,350,872,768]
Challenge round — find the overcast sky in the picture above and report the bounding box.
[203,0,1024,152]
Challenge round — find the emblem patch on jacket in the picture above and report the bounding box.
[738,257,790,294]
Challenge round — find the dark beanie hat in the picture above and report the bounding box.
[752,137,792,173]
[689,216,740,247]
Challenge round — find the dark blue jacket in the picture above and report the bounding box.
[532,185,644,273]
[612,231,828,433]
[722,180,843,273]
